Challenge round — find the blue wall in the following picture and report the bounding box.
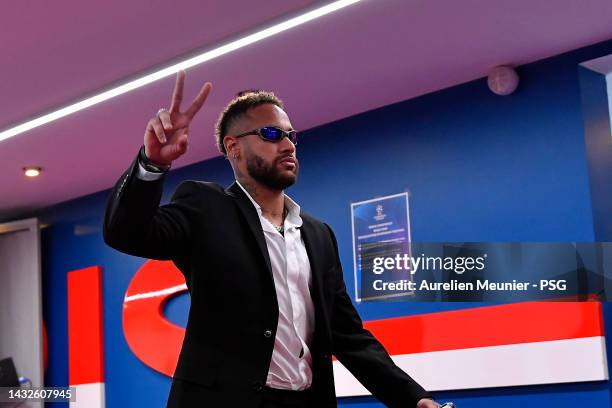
[40,39,612,407]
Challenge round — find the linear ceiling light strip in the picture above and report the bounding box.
[0,0,363,142]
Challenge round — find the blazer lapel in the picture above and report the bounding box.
[225,182,273,280]
[299,216,331,330]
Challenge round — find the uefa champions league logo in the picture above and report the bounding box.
[374,204,386,221]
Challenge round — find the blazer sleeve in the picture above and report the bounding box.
[103,151,201,261]
[325,224,433,408]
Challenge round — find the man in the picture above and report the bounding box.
[104,71,441,408]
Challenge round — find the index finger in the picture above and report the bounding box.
[185,82,212,120]
[169,70,186,113]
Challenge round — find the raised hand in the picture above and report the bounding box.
[144,70,212,166]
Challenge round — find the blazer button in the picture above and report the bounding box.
[252,381,263,392]
[263,330,273,338]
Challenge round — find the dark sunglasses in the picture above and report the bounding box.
[235,127,298,145]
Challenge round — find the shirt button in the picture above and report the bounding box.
[263,330,273,338]
[253,381,263,392]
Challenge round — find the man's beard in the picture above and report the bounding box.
[246,153,298,190]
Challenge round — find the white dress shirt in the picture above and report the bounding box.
[236,181,315,391]
[136,164,316,390]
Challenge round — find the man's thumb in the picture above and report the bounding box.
[177,133,189,153]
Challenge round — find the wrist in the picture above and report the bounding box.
[139,146,171,172]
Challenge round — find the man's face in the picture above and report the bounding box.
[237,104,299,190]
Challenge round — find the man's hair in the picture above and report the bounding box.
[215,90,284,156]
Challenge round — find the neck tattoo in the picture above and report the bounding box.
[273,207,288,234]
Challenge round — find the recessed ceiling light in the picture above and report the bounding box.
[23,167,42,177]
[0,0,364,143]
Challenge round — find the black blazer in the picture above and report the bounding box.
[103,153,431,408]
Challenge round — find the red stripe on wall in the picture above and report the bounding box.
[68,266,105,384]
[363,302,604,355]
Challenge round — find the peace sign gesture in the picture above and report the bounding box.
[144,70,212,166]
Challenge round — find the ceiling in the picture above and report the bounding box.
[1,0,611,221]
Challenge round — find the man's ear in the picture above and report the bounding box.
[224,136,239,158]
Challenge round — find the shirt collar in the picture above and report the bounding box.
[235,180,303,229]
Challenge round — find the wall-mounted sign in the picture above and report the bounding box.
[351,192,413,302]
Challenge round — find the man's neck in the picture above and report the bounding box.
[237,177,285,220]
